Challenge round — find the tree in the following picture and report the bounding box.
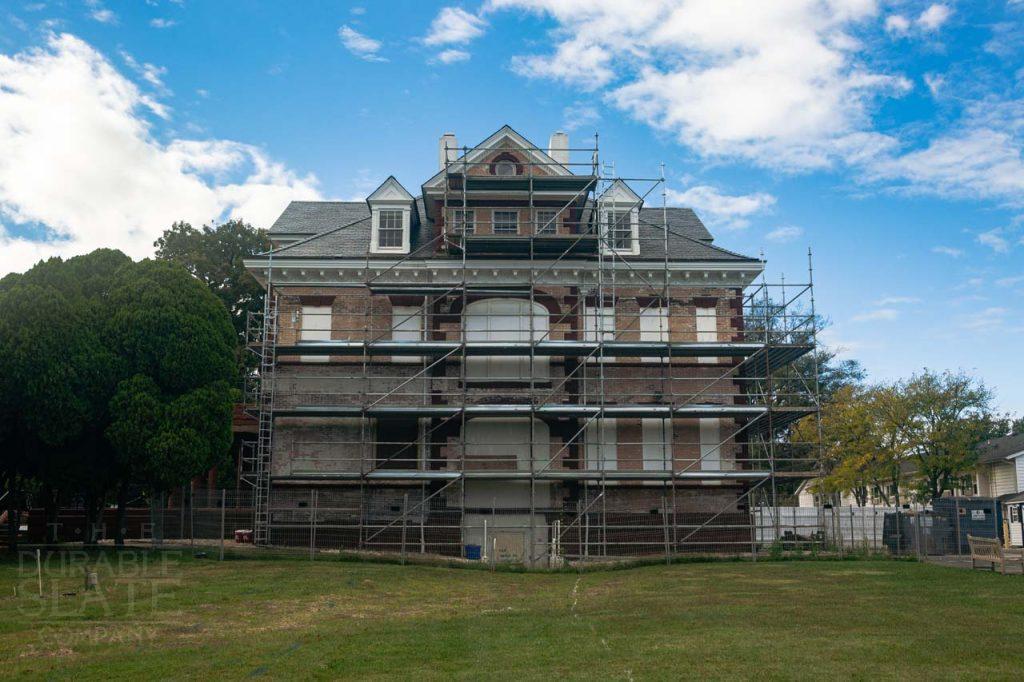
[104,258,238,533]
[898,370,996,501]
[154,220,270,341]
[0,277,116,548]
[0,251,237,550]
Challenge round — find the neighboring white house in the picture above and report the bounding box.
[974,433,1024,497]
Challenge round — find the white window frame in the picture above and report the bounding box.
[300,305,332,363]
[585,418,617,471]
[391,305,423,364]
[450,208,475,235]
[534,209,558,235]
[599,207,639,255]
[696,306,718,364]
[642,418,671,471]
[492,210,519,235]
[370,206,411,254]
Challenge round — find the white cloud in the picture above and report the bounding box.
[351,6,366,15]
[0,33,321,276]
[435,48,470,64]
[765,225,803,243]
[873,296,920,306]
[149,18,177,29]
[960,306,1009,332]
[995,274,1024,287]
[562,102,600,132]
[338,25,387,62]
[90,8,116,24]
[884,14,911,36]
[852,308,900,322]
[667,185,775,230]
[923,72,945,97]
[917,4,952,31]
[861,127,1024,203]
[931,245,963,257]
[978,228,1011,253]
[424,7,487,46]
[885,5,951,37]
[489,0,912,170]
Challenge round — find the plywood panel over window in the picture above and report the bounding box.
[696,306,718,364]
[639,306,668,363]
[391,305,422,363]
[300,305,332,363]
[465,298,549,382]
[585,418,617,471]
[583,305,615,362]
[699,418,722,471]
[464,418,549,472]
[642,418,671,471]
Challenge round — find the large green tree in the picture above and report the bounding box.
[104,259,237,494]
[0,251,237,550]
[154,220,270,341]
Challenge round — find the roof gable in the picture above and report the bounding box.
[367,176,414,203]
[422,124,573,190]
[599,179,642,208]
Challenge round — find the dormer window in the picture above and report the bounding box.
[377,209,404,249]
[367,176,414,255]
[598,180,641,256]
[495,160,516,176]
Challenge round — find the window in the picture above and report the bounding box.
[606,210,633,251]
[584,419,617,471]
[492,210,519,235]
[465,298,548,382]
[696,306,718,364]
[300,305,332,363]
[583,305,615,362]
[451,209,475,234]
[699,418,722,471]
[391,306,422,364]
[639,306,668,363]
[535,209,557,234]
[642,418,671,471]
[375,419,422,470]
[494,160,516,176]
[377,209,404,248]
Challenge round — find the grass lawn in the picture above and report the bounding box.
[1,552,1023,680]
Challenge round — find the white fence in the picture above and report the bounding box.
[753,506,904,552]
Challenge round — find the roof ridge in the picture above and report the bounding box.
[263,215,371,256]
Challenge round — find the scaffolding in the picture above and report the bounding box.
[243,133,822,564]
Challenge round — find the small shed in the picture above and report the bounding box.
[1003,493,1024,548]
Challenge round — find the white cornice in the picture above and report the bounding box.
[243,256,764,289]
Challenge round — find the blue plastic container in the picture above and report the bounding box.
[465,544,482,560]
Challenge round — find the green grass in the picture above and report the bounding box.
[1,551,1023,680]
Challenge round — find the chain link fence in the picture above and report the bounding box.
[23,489,1008,567]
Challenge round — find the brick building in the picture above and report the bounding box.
[243,126,816,563]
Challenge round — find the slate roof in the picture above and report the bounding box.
[272,197,435,258]
[267,201,370,236]
[267,200,756,262]
[977,433,1024,465]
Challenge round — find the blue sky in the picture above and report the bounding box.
[0,1,1022,414]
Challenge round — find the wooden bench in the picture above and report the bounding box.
[968,535,1024,574]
